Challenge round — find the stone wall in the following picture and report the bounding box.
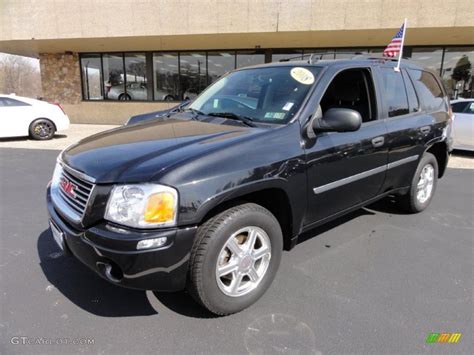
[39,53,81,104]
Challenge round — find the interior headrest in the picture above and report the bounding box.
[334,72,361,102]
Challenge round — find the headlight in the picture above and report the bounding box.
[105,184,178,228]
[51,162,63,189]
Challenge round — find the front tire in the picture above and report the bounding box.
[29,118,56,140]
[398,152,438,213]
[187,203,283,316]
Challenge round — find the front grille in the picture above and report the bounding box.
[58,167,94,217]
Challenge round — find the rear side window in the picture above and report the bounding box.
[407,69,445,112]
[451,101,469,113]
[465,102,474,114]
[402,70,419,113]
[380,68,409,118]
[0,98,30,107]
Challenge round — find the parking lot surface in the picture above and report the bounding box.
[0,148,472,354]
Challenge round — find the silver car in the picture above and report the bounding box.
[451,99,474,151]
[107,82,176,101]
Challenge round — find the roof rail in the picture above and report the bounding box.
[278,51,409,64]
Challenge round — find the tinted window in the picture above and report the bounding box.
[380,68,409,117]
[402,70,419,112]
[81,54,103,100]
[451,101,469,113]
[409,47,443,74]
[179,52,207,100]
[124,53,148,100]
[153,52,179,101]
[441,47,473,99]
[320,68,377,123]
[103,54,125,100]
[408,69,445,112]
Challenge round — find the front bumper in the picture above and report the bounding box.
[46,186,197,291]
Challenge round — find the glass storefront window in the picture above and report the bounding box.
[207,51,235,85]
[409,47,443,74]
[153,52,179,101]
[441,47,473,99]
[236,51,265,69]
[179,52,207,100]
[124,53,148,101]
[80,54,103,100]
[335,48,367,59]
[102,54,125,100]
[271,50,303,63]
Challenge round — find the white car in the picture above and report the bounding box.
[451,99,474,151]
[0,94,69,140]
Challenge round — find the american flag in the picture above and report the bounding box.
[383,23,405,57]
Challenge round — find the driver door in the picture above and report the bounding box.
[303,67,388,227]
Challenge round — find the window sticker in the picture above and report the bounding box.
[213,99,219,108]
[264,112,286,120]
[282,102,294,111]
[290,67,315,85]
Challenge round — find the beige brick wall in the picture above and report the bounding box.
[62,101,176,124]
[39,53,81,104]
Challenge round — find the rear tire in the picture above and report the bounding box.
[119,94,131,100]
[397,152,438,213]
[187,203,283,316]
[29,118,56,140]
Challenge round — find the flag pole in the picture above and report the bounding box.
[395,18,407,72]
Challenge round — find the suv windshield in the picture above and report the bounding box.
[189,66,321,124]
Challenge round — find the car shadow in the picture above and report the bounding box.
[152,291,216,319]
[37,229,158,317]
[0,134,67,142]
[452,149,474,158]
[296,208,375,245]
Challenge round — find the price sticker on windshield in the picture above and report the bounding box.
[290,67,315,85]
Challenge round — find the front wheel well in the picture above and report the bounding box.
[199,188,294,250]
[426,142,448,178]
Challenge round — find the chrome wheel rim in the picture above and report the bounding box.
[34,122,53,138]
[215,226,271,297]
[416,164,434,204]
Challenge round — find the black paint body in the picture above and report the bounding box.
[47,59,452,291]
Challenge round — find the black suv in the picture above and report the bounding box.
[47,56,452,315]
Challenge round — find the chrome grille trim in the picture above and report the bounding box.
[52,162,96,222]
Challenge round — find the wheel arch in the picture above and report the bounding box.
[425,141,449,178]
[196,185,296,250]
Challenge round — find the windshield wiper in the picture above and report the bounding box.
[183,108,206,120]
[206,112,256,127]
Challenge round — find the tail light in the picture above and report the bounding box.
[51,102,66,115]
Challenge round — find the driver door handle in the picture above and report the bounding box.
[371,136,385,148]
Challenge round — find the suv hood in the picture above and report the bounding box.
[61,118,258,183]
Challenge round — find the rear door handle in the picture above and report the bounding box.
[371,136,385,147]
[420,126,431,134]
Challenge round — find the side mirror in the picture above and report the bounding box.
[313,108,362,133]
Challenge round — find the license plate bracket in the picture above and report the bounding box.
[49,219,65,251]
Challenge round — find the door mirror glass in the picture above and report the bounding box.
[313,108,362,132]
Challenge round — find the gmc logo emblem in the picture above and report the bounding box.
[60,177,77,199]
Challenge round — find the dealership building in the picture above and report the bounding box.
[0,0,473,124]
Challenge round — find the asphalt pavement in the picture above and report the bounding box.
[0,148,472,354]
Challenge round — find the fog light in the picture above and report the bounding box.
[137,237,167,250]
